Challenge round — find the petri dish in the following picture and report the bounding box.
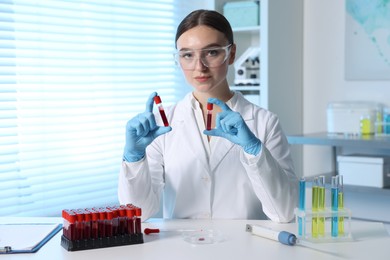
[182,229,226,245]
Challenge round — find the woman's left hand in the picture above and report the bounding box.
[203,98,261,156]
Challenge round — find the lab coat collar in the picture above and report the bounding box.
[179,92,256,172]
[187,91,254,121]
[229,91,255,121]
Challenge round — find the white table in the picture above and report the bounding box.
[1,217,389,260]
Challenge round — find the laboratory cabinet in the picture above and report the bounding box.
[287,132,390,224]
[213,0,304,177]
[212,0,304,140]
[229,26,261,106]
[214,0,261,105]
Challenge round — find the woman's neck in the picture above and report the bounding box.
[193,87,233,111]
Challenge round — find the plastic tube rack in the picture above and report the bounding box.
[294,208,352,243]
[61,204,143,251]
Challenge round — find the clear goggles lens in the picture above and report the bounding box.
[174,44,232,70]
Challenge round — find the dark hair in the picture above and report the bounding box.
[175,9,234,48]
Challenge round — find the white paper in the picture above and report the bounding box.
[0,223,60,251]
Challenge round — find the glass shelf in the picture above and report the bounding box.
[230,86,260,91]
[287,132,390,150]
[232,26,260,33]
[287,132,390,194]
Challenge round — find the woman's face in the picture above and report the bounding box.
[176,25,235,94]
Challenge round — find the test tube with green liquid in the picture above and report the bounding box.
[318,176,325,237]
[311,177,319,238]
[338,175,344,235]
[360,115,372,135]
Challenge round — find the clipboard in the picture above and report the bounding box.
[0,223,62,254]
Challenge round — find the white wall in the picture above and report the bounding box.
[260,0,304,177]
[303,0,390,176]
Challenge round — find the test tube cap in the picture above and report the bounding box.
[135,207,142,217]
[154,95,162,104]
[86,208,99,221]
[107,210,114,220]
[83,210,92,221]
[98,209,107,220]
[118,207,126,217]
[207,102,213,110]
[126,207,135,217]
[62,209,77,224]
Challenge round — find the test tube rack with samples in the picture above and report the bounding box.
[61,204,143,251]
[294,175,352,243]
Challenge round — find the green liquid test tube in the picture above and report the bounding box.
[338,175,344,235]
[331,176,339,237]
[318,176,325,237]
[311,177,319,238]
[360,115,372,135]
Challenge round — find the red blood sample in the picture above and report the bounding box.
[87,208,99,239]
[74,209,85,240]
[125,206,135,235]
[97,208,107,238]
[206,102,213,130]
[106,210,114,237]
[62,209,77,241]
[134,207,142,234]
[83,209,92,240]
[154,95,169,126]
[118,207,127,235]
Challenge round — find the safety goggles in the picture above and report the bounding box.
[174,44,232,70]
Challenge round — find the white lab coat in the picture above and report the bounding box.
[118,92,298,223]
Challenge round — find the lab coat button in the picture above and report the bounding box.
[201,176,209,182]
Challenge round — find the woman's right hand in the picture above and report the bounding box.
[123,92,172,162]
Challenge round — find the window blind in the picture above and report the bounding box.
[0,0,203,216]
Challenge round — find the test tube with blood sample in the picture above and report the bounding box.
[134,207,142,234]
[106,210,114,237]
[206,102,213,130]
[62,209,77,241]
[74,209,85,241]
[82,209,92,240]
[87,208,99,239]
[107,205,119,236]
[154,95,169,126]
[118,206,127,235]
[126,206,135,235]
[97,208,107,238]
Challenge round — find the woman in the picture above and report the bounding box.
[118,9,298,223]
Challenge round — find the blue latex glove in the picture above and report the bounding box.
[203,98,261,156]
[123,92,172,162]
